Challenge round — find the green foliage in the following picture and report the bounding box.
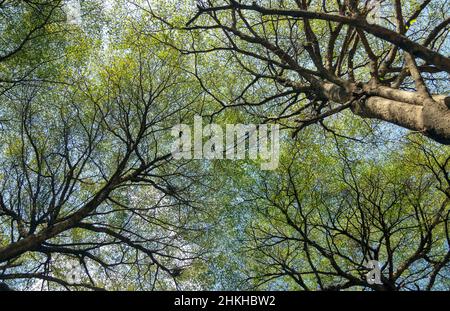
[0,0,449,291]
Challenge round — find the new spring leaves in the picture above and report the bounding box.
[171,116,280,170]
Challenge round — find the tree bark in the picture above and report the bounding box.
[352,95,450,144]
[319,82,450,144]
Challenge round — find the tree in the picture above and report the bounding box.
[0,1,63,63]
[180,0,450,144]
[217,135,450,290]
[0,1,69,90]
[0,4,208,289]
[1,0,449,292]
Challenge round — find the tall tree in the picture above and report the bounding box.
[0,2,208,290]
[179,0,450,144]
[214,134,450,290]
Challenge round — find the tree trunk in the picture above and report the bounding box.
[320,82,450,144]
[351,95,450,144]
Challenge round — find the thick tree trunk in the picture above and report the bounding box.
[351,95,450,144]
[321,82,450,144]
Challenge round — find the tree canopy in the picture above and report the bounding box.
[0,0,449,291]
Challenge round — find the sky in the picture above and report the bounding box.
[64,0,82,25]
